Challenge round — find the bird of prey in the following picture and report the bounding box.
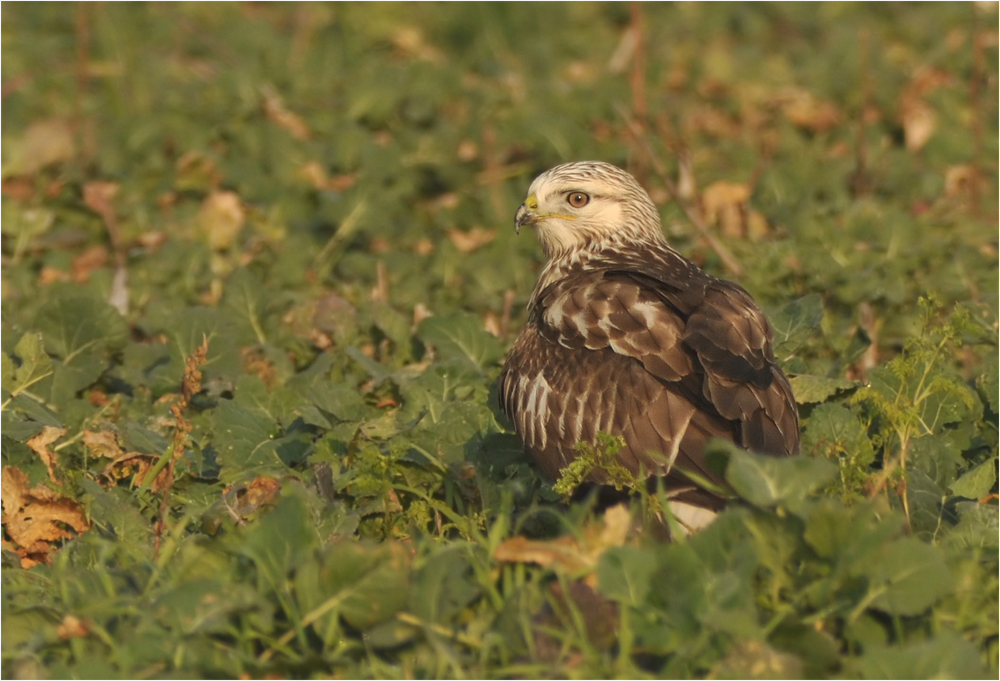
[499,161,799,533]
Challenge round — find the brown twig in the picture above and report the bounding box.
[618,107,746,278]
[153,336,209,559]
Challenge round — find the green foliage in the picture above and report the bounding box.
[553,432,637,498]
[2,3,997,678]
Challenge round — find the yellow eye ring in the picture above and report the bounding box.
[566,192,590,208]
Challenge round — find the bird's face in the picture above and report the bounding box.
[514,161,662,259]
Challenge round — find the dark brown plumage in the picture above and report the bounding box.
[499,162,799,531]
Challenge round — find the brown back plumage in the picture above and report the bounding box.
[499,162,799,513]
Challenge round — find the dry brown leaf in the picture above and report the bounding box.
[57,615,89,640]
[298,161,356,192]
[262,84,310,140]
[299,161,327,190]
[217,477,282,523]
[780,89,841,133]
[241,347,278,387]
[9,119,76,176]
[701,181,769,240]
[412,302,432,328]
[198,191,245,251]
[83,181,120,228]
[175,151,221,192]
[26,426,67,484]
[456,140,478,162]
[494,535,594,573]
[944,164,980,199]
[72,245,110,283]
[2,177,35,201]
[101,452,171,493]
[494,504,631,577]
[391,26,445,63]
[901,98,936,153]
[82,429,124,459]
[447,226,496,253]
[1,466,89,568]
[138,231,168,250]
[39,266,71,285]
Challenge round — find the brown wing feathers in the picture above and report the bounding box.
[500,250,799,507]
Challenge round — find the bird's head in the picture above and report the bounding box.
[514,161,665,259]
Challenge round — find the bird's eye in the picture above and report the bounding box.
[566,192,590,208]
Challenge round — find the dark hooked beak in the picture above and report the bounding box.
[514,203,534,234]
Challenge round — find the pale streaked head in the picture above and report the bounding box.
[514,161,665,259]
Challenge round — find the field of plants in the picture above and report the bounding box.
[2,3,997,678]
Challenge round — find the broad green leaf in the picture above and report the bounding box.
[211,398,283,481]
[901,468,949,541]
[410,400,493,465]
[34,295,128,360]
[167,306,248,382]
[151,578,263,636]
[721,443,837,508]
[3,333,53,397]
[800,402,875,500]
[409,547,481,624]
[768,294,823,359]
[596,546,658,606]
[238,493,318,592]
[867,537,953,616]
[950,457,997,500]
[851,631,986,679]
[945,501,999,552]
[32,296,128,400]
[221,267,270,345]
[306,382,368,424]
[787,374,857,404]
[417,313,503,372]
[295,541,411,640]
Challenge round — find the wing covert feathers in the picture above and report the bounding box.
[500,244,800,509]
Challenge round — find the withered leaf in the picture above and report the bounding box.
[26,426,67,484]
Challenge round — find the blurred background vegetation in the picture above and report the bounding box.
[2,3,997,678]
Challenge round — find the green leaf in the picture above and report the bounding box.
[945,501,999,552]
[34,295,128,360]
[409,547,481,625]
[417,313,503,372]
[306,382,368,424]
[295,541,411,640]
[3,333,53,398]
[596,546,658,606]
[721,443,837,508]
[867,537,953,616]
[238,493,318,592]
[167,306,248,382]
[211,398,284,481]
[768,294,823,359]
[950,457,997,500]
[221,268,270,345]
[851,631,986,679]
[800,402,875,500]
[788,374,858,404]
[32,296,128,400]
